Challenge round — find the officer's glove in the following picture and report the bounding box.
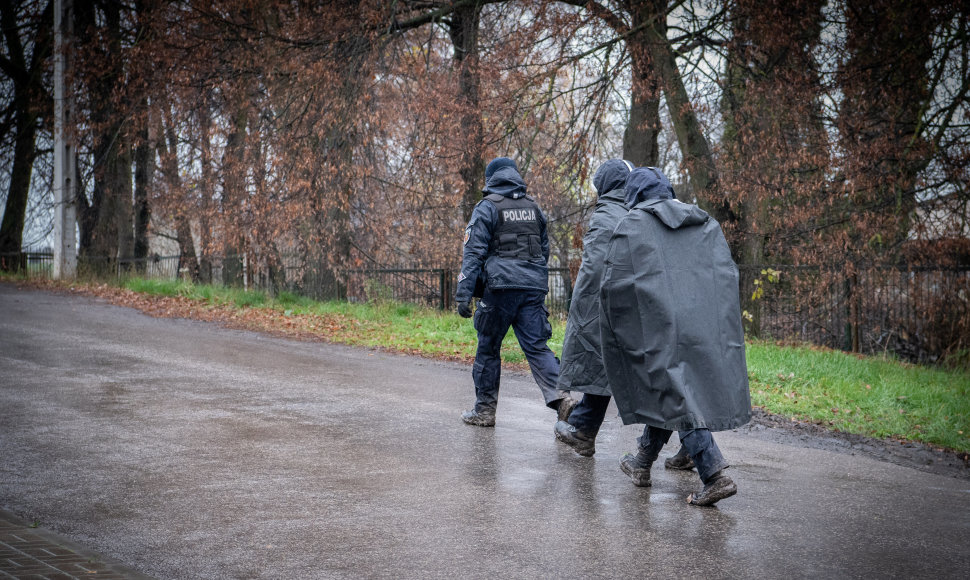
[457,301,473,318]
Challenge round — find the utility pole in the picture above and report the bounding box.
[53,0,77,279]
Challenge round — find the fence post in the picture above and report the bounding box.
[443,269,453,311]
[438,269,445,310]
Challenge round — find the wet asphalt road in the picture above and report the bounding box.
[1,283,968,579]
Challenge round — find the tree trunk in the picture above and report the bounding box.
[221,104,248,287]
[449,2,485,223]
[839,0,939,260]
[133,100,153,270]
[721,0,827,334]
[623,4,662,167]
[0,98,37,264]
[132,0,155,270]
[76,0,133,274]
[0,0,52,266]
[158,106,199,281]
[646,17,726,223]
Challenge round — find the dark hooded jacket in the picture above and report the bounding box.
[557,160,632,395]
[455,165,550,303]
[599,171,751,431]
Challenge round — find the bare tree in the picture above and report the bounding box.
[0,0,51,267]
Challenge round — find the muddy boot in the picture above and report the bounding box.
[664,448,695,471]
[554,421,595,457]
[557,396,578,422]
[687,471,737,506]
[619,447,654,487]
[461,408,496,427]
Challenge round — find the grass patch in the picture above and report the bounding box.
[747,341,970,452]
[125,278,193,297]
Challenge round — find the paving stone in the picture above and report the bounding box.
[0,511,153,580]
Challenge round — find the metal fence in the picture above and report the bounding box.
[6,250,965,362]
[739,264,970,363]
[0,250,573,315]
[0,251,53,276]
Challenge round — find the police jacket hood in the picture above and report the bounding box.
[599,198,751,432]
[624,166,676,207]
[593,159,634,197]
[557,160,632,396]
[482,166,528,198]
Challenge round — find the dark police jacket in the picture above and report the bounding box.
[455,166,549,304]
[599,198,751,431]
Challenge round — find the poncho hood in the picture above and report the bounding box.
[624,166,675,207]
[593,159,634,197]
[634,198,710,229]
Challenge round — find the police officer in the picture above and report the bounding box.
[456,157,576,427]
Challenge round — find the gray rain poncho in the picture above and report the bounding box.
[557,160,632,396]
[599,168,751,431]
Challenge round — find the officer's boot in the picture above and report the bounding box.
[619,445,656,487]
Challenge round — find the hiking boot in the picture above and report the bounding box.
[619,453,653,487]
[687,472,737,506]
[461,409,496,427]
[554,421,595,457]
[557,396,578,422]
[664,453,695,471]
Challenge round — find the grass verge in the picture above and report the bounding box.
[746,342,969,452]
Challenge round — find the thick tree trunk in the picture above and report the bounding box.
[0,100,37,264]
[646,24,725,223]
[623,7,661,167]
[221,105,248,287]
[839,0,938,259]
[449,2,484,224]
[158,108,199,281]
[76,0,134,274]
[83,122,133,274]
[133,1,155,269]
[0,0,51,266]
[721,0,827,335]
[133,102,153,268]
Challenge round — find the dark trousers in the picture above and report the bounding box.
[472,289,563,413]
[638,425,729,484]
[567,393,612,435]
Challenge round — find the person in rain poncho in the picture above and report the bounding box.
[555,161,695,471]
[599,167,751,506]
[553,160,630,456]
